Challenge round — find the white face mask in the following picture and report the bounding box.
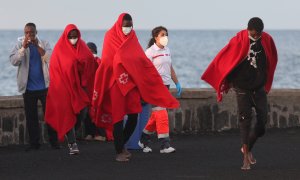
[69,38,78,45]
[122,26,132,35]
[159,36,168,47]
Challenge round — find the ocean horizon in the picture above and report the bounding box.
[1,29,300,96]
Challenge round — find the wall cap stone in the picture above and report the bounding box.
[1,89,300,108]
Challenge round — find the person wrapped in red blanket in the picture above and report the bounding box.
[45,24,94,155]
[201,17,277,170]
[84,42,113,142]
[92,13,179,162]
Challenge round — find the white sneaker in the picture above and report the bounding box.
[138,141,152,153]
[68,143,80,155]
[84,135,93,141]
[160,147,176,153]
[94,136,106,142]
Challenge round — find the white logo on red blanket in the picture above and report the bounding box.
[118,73,129,84]
[101,114,112,123]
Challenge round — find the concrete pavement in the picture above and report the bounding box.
[0,128,300,180]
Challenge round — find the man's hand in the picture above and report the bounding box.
[22,36,30,49]
[31,38,46,56]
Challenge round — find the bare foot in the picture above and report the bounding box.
[241,155,251,170]
[241,147,256,165]
[122,149,132,158]
[115,153,129,162]
[248,152,257,164]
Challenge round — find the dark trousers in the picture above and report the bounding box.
[84,113,106,137]
[66,107,88,144]
[235,87,268,151]
[113,114,138,154]
[23,89,58,146]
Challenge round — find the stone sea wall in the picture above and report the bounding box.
[0,89,299,146]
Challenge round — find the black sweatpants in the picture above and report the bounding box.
[113,114,138,154]
[235,87,268,151]
[66,107,88,144]
[23,89,58,146]
[84,113,106,137]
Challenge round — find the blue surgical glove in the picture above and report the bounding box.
[175,82,182,97]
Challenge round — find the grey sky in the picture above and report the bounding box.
[0,0,299,30]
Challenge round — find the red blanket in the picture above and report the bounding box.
[45,24,94,141]
[92,13,179,130]
[87,56,100,102]
[201,29,277,102]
